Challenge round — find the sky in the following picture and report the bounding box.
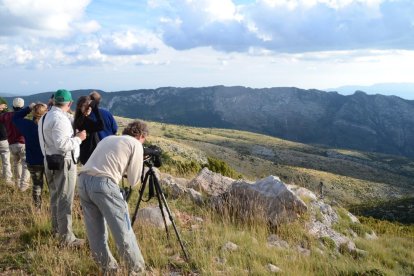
[1,0,414,96]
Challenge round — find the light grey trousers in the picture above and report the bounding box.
[44,158,77,243]
[0,140,12,182]
[9,143,30,190]
[77,174,145,273]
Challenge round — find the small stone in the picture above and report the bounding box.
[193,216,204,223]
[267,263,282,273]
[222,241,238,251]
[267,234,289,249]
[297,246,311,256]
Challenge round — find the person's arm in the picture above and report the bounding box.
[12,107,31,134]
[12,106,31,121]
[84,103,104,132]
[109,113,118,135]
[52,116,84,153]
[126,141,143,187]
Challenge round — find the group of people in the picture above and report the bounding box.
[0,89,148,274]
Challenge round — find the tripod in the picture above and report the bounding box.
[130,162,189,261]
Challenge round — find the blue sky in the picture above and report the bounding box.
[1,0,414,97]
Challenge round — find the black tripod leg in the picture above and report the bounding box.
[131,177,148,226]
[152,175,171,239]
[154,176,190,261]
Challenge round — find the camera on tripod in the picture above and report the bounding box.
[143,145,162,168]
[129,143,189,260]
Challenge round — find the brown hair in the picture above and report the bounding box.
[74,96,90,129]
[122,120,149,138]
[89,91,101,104]
[32,103,48,124]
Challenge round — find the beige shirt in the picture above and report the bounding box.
[80,135,144,187]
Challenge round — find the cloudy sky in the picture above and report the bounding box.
[1,0,414,96]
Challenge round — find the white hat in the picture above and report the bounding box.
[13,98,24,108]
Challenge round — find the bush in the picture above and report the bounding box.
[350,222,371,236]
[320,236,336,251]
[204,157,242,179]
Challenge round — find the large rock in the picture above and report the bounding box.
[136,206,172,229]
[212,176,308,224]
[188,168,235,196]
[160,173,189,199]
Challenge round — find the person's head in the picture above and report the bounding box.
[74,96,91,128]
[75,96,91,117]
[89,91,101,104]
[54,89,73,111]
[12,97,24,111]
[122,120,149,143]
[32,103,48,124]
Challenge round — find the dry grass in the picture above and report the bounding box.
[1,118,413,274]
[1,178,414,275]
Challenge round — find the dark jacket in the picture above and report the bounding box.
[88,108,118,140]
[12,107,44,165]
[0,122,7,141]
[74,104,104,165]
[0,111,25,144]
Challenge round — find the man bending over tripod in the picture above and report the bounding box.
[78,120,148,275]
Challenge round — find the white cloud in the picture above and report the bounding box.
[0,0,93,37]
[152,0,414,53]
[74,20,101,34]
[99,31,158,56]
[14,47,33,64]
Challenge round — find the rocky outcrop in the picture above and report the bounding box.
[212,176,308,224]
[294,187,358,251]
[158,171,374,254]
[188,167,235,196]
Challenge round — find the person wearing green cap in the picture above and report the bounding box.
[38,89,87,247]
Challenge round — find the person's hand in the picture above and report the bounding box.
[75,129,87,141]
[29,102,36,110]
[0,103,7,111]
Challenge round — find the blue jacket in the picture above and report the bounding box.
[12,107,44,165]
[89,108,118,140]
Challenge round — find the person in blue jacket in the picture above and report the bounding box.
[88,91,118,139]
[13,103,48,210]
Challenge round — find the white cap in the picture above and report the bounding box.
[13,98,24,108]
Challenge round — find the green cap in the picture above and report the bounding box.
[54,89,73,103]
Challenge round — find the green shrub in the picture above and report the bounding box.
[350,222,371,236]
[319,236,336,251]
[204,157,242,179]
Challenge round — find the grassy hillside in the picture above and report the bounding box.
[1,177,413,275]
[115,117,414,207]
[1,117,413,275]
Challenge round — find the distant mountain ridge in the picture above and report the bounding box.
[328,82,414,99]
[5,86,414,158]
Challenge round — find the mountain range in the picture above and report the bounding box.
[328,82,414,100]
[4,86,414,158]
